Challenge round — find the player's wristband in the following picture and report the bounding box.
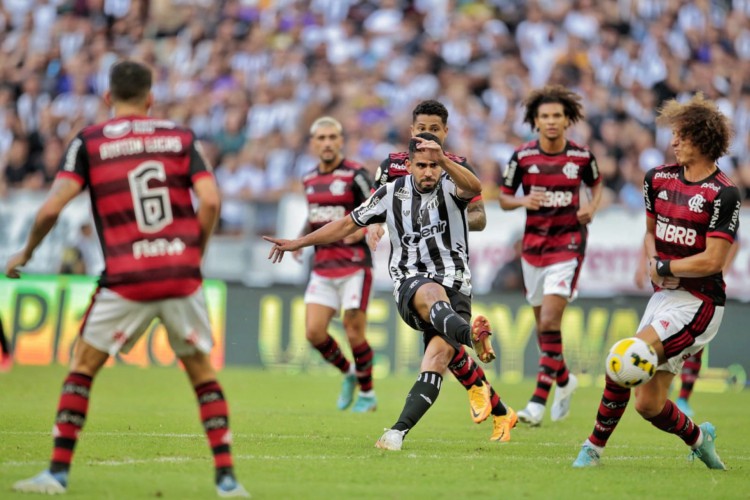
[655,259,673,277]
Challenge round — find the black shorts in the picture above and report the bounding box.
[396,276,472,350]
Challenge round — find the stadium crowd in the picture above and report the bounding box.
[2,0,750,234]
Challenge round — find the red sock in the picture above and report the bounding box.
[195,381,234,471]
[352,341,374,392]
[313,335,351,374]
[531,330,564,404]
[588,375,631,448]
[448,346,482,388]
[646,400,701,446]
[50,372,92,473]
[679,350,703,400]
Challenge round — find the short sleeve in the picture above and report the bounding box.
[500,151,522,194]
[57,133,89,187]
[582,151,601,187]
[352,168,374,205]
[707,186,741,242]
[643,168,656,217]
[351,185,389,226]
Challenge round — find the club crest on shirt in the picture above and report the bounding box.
[688,193,706,213]
[563,162,579,179]
[329,179,347,196]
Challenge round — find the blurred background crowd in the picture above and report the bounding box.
[2,0,750,237]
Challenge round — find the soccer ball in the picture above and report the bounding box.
[605,337,658,388]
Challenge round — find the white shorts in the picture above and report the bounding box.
[81,287,214,357]
[521,257,581,307]
[637,290,724,374]
[303,269,372,311]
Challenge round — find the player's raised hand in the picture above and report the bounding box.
[411,135,444,161]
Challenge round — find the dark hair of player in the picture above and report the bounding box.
[109,60,153,103]
[656,93,733,162]
[412,100,449,126]
[522,84,584,129]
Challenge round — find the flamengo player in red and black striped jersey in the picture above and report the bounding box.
[6,61,249,497]
[499,85,603,427]
[574,93,739,470]
[294,116,377,413]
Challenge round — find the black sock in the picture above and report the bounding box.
[428,301,471,346]
[392,371,443,432]
[0,317,10,356]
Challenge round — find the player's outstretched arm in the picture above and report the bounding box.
[6,177,82,278]
[264,215,360,263]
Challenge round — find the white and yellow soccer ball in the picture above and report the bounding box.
[605,337,658,388]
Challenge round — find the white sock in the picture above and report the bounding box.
[584,439,604,456]
[691,428,704,450]
[359,390,374,398]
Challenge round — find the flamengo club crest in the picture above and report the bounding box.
[562,162,579,179]
[329,179,347,196]
[688,193,706,213]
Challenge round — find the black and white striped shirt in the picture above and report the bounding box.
[351,174,472,296]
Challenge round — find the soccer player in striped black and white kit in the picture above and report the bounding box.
[574,93,740,469]
[499,85,603,426]
[265,133,517,449]
[367,100,501,426]
[7,61,249,497]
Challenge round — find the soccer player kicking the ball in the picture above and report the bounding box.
[367,100,499,426]
[265,133,517,449]
[8,61,249,497]
[573,93,740,470]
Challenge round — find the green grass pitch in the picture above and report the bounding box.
[1,365,748,499]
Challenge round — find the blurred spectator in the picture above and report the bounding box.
[2,0,750,232]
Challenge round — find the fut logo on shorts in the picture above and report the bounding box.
[688,193,706,213]
[562,162,579,179]
[660,320,670,330]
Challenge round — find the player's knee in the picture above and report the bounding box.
[305,328,327,344]
[633,394,661,418]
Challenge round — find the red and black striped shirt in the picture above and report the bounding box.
[644,164,740,305]
[302,159,373,278]
[58,115,210,301]
[501,139,601,266]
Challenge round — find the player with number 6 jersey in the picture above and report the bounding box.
[58,110,209,301]
[7,60,249,498]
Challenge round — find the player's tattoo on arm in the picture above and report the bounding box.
[467,200,486,231]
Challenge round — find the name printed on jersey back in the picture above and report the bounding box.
[132,237,186,259]
[100,136,183,160]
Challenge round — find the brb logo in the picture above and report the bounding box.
[656,221,697,246]
[541,191,573,207]
[401,221,447,246]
